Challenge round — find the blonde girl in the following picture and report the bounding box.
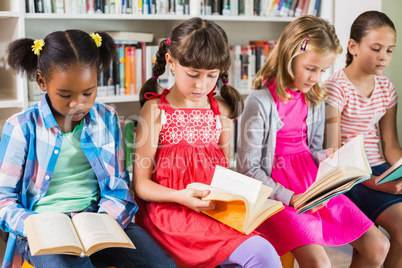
[237,15,389,268]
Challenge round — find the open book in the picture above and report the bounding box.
[294,134,372,214]
[186,166,284,235]
[375,157,402,185]
[24,212,135,256]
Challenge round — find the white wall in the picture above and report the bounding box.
[332,0,382,71]
[382,0,402,146]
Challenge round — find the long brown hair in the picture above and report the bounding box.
[253,15,342,107]
[139,17,243,119]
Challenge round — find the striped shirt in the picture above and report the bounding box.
[0,94,137,267]
[325,69,398,166]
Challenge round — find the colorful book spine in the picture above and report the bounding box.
[118,44,125,95]
[125,46,136,95]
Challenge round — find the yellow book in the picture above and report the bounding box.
[186,166,284,235]
[294,134,372,214]
[24,212,135,256]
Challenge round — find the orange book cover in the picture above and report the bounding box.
[125,46,136,95]
[186,166,284,235]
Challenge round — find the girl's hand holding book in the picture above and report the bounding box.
[176,188,215,212]
[362,175,402,195]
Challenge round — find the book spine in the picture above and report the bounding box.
[125,119,137,172]
[288,0,298,16]
[122,0,127,13]
[313,0,319,16]
[307,0,315,15]
[222,0,230,15]
[113,45,120,95]
[301,0,309,15]
[294,0,303,17]
[95,0,104,13]
[35,0,44,13]
[175,0,184,14]
[27,0,36,13]
[135,47,142,94]
[230,0,237,15]
[211,0,219,15]
[125,46,136,95]
[118,44,125,95]
[87,0,95,13]
[116,0,122,13]
[109,0,116,13]
[106,61,115,96]
[141,42,146,85]
[137,0,143,14]
[64,0,71,14]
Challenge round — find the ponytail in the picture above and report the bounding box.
[139,39,168,107]
[219,71,244,119]
[7,38,40,80]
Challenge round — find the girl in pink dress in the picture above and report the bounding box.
[133,17,281,268]
[237,15,390,267]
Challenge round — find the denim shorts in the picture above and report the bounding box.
[345,162,402,221]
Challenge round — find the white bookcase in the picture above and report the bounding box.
[0,0,297,130]
[0,0,383,132]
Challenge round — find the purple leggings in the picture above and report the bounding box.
[220,235,282,268]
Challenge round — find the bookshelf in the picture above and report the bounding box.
[0,0,382,132]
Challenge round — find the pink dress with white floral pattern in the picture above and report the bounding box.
[135,89,253,268]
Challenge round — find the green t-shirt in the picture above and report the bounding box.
[33,122,100,213]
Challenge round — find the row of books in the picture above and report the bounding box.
[27,33,278,102]
[263,0,320,18]
[25,0,320,17]
[230,41,277,91]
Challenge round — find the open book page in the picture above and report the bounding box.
[25,212,83,256]
[296,177,367,214]
[316,134,370,180]
[375,157,402,184]
[249,185,272,221]
[72,213,135,256]
[245,198,284,235]
[211,166,262,206]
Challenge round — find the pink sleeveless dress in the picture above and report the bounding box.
[135,89,254,268]
[256,86,373,256]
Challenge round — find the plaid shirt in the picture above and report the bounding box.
[0,94,137,267]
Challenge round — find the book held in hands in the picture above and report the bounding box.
[24,212,135,256]
[186,166,284,235]
[375,157,402,185]
[294,134,372,214]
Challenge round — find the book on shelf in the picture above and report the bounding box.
[24,212,135,256]
[26,0,36,14]
[375,157,402,185]
[186,166,284,235]
[125,46,136,95]
[105,31,154,43]
[294,134,372,214]
[51,0,64,13]
[125,118,138,172]
[294,0,304,16]
[288,0,298,16]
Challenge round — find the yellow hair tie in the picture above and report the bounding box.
[90,32,102,47]
[32,39,45,56]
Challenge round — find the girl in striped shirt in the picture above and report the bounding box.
[325,11,402,268]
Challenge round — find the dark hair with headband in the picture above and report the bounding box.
[7,29,116,81]
[139,17,243,119]
[346,10,396,67]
